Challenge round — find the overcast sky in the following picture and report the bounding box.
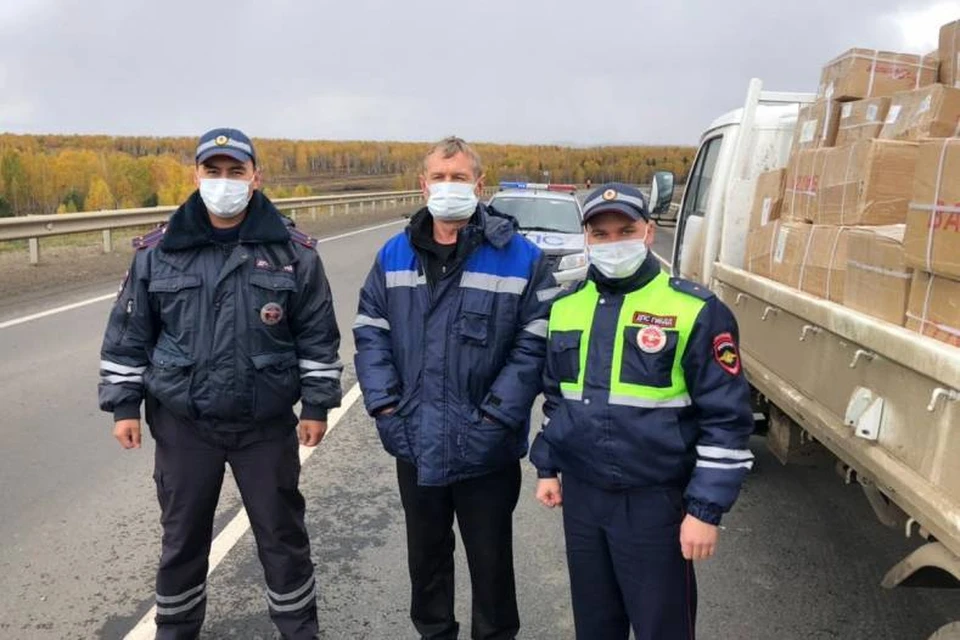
[0,0,957,146]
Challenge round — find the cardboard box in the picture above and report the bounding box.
[770,223,814,289]
[782,149,830,223]
[844,225,912,325]
[940,21,960,88]
[836,97,891,146]
[905,138,960,279]
[792,99,842,150]
[746,221,785,279]
[746,221,778,279]
[820,49,938,100]
[906,271,960,347]
[817,139,918,226]
[798,226,851,303]
[749,169,786,231]
[880,84,960,140]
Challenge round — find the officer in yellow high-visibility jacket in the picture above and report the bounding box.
[531,183,755,640]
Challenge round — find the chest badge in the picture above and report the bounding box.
[260,302,284,326]
[637,326,667,354]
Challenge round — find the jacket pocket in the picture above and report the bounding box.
[148,275,202,333]
[457,291,493,346]
[549,330,582,383]
[375,412,415,462]
[251,351,300,421]
[249,272,297,329]
[620,327,678,388]
[144,345,196,418]
[459,405,516,470]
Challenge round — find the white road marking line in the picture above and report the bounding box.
[0,293,117,330]
[316,218,407,244]
[652,249,672,269]
[0,218,409,331]
[123,382,363,640]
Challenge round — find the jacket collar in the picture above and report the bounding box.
[589,253,662,295]
[407,203,517,251]
[160,191,291,252]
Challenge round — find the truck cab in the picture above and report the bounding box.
[671,79,960,640]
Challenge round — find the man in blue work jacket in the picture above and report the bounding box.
[354,137,558,640]
[99,129,342,639]
[531,183,755,640]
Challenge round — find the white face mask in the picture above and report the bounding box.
[587,237,649,279]
[199,178,253,218]
[427,181,478,221]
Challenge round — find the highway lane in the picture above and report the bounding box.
[0,212,958,639]
[0,218,406,639]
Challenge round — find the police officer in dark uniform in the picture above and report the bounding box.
[531,183,755,640]
[98,128,342,640]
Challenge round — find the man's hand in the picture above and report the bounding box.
[680,514,718,560]
[536,478,563,508]
[375,406,396,417]
[298,420,327,447]
[114,419,142,450]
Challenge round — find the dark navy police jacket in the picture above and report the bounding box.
[98,191,342,431]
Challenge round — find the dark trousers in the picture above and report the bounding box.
[561,474,697,640]
[396,460,522,640]
[149,405,318,640]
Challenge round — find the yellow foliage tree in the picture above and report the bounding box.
[0,133,696,216]
[86,176,115,211]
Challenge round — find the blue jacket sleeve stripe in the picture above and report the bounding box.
[696,445,754,462]
[522,319,548,338]
[353,314,391,331]
[696,460,753,470]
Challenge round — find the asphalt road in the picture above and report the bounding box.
[0,211,957,640]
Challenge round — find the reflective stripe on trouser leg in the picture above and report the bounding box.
[266,572,317,613]
[155,582,207,617]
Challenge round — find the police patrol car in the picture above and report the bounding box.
[489,182,587,285]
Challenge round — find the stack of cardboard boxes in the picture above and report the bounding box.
[745,23,960,346]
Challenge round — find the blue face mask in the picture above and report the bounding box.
[427,182,478,221]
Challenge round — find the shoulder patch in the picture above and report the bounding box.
[713,332,741,376]
[669,277,715,301]
[132,224,167,250]
[289,227,318,249]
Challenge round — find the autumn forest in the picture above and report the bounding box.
[0,134,695,217]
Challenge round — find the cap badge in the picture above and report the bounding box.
[602,189,618,201]
[215,135,229,146]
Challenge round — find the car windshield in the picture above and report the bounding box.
[491,196,582,234]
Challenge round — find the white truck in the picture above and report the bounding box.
[662,79,960,640]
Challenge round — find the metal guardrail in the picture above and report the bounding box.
[0,184,670,265]
[0,189,440,265]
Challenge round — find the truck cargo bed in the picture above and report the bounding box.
[714,263,960,559]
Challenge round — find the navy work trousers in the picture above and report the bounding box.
[148,403,318,640]
[561,473,697,640]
